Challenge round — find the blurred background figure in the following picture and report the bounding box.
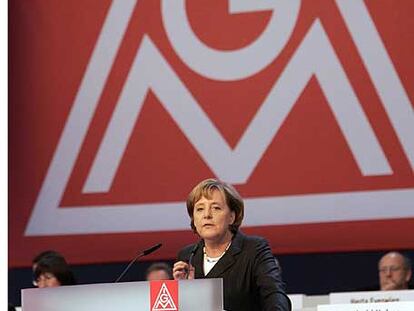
[378,251,412,291]
[32,250,76,288]
[145,262,173,281]
[32,250,65,271]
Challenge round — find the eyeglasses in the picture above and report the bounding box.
[32,273,57,286]
[378,266,405,274]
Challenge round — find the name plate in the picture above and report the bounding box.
[329,289,414,304]
[288,294,305,309]
[318,301,414,311]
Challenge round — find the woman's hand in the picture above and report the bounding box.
[173,261,194,280]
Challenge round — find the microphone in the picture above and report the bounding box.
[115,243,162,283]
[187,243,199,279]
[142,243,162,256]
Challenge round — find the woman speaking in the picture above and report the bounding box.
[173,179,291,311]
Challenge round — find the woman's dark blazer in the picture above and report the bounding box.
[177,231,291,311]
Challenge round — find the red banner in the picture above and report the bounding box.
[9,0,414,267]
[150,280,179,311]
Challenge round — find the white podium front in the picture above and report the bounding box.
[22,279,224,311]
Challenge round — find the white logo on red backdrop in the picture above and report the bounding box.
[25,0,414,237]
[10,0,413,265]
[151,282,178,311]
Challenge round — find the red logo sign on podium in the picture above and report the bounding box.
[150,280,179,311]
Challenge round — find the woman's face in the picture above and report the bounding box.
[35,272,61,288]
[193,190,235,242]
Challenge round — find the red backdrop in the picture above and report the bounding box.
[9,0,414,267]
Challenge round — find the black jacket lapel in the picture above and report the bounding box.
[193,240,205,278]
[205,232,244,278]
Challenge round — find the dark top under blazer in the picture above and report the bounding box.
[177,232,291,311]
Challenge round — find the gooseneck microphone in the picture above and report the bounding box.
[187,243,199,279]
[115,243,162,283]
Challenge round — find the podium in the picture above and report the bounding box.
[22,279,224,311]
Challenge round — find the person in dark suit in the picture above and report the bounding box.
[173,178,290,311]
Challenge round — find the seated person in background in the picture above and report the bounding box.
[146,262,173,281]
[378,251,412,291]
[32,251,76,288]
[32,250,65,271]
